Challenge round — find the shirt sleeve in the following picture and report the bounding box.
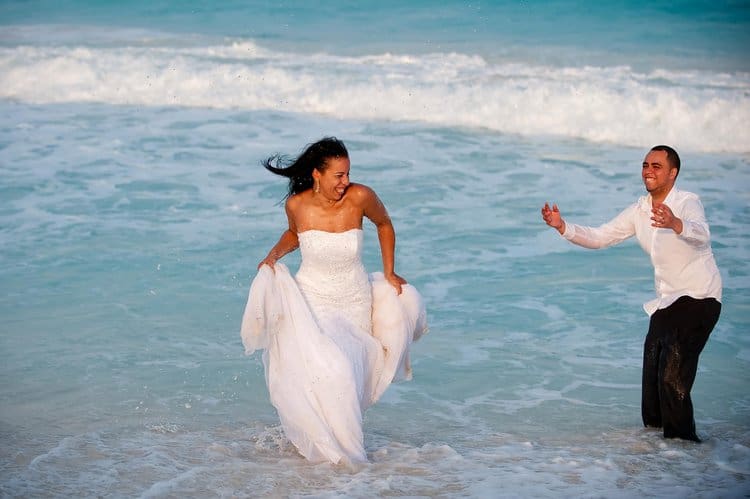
[676,195,711,245]
[561,202,637,249]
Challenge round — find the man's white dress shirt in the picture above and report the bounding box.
[561,187,722,316]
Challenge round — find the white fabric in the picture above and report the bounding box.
[240,229,427,464]
[561,187,722,315]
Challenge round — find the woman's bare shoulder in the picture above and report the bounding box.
[286,190,311,209]
[346,183,376,200]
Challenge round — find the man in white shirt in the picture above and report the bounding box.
[541,145,722,442]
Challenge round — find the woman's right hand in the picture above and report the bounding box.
[257,228,298,270]
[257,256,276,270]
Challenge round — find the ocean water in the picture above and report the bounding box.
[1,1,749,497]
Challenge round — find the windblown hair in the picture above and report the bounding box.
[650,145,681,178]
[263,137,349,198]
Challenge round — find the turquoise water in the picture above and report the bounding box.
[1,2,749,497]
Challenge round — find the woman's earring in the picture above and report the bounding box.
[314,179,320,193]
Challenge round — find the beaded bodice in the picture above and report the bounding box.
[295,229,372,333]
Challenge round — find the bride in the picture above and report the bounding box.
[241,137,427,465]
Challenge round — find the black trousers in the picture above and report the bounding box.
[641,296,721,441]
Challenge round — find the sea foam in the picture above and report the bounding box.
[1,35,748,154]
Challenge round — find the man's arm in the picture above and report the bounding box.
[542,202,637,249]
[671,196,711,245]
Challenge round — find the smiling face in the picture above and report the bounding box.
[313,156,351,201]
[642,149,677,200]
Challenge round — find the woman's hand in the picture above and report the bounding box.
[257,255,277,270]
[257,229,299,271]
[385,272,407,295]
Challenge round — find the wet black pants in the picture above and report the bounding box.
[641,296,721,441]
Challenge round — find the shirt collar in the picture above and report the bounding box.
[663,186,677,204]
[638,185,678,212]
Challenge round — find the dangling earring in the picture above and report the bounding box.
[314,179,320,193]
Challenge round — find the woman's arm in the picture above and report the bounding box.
[257,199,300,269]
[361,186,406,294]
[257,230,299,269]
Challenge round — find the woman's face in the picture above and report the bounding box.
[315,156,351,201]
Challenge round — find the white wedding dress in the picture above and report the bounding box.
[240,229,428,464]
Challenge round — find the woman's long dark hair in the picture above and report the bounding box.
[263,137,349,198]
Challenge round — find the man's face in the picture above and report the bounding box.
[642,150,677,195]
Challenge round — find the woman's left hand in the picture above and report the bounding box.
[385,272,407,295]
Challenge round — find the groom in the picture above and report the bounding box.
[541,145,722,441]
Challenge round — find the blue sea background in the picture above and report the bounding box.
[1,1,749,497]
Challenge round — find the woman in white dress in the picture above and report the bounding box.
[241,137,427,465]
